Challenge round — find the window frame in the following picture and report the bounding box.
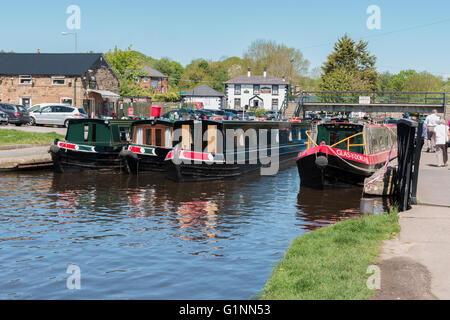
[19,75,32,85]
[52,76,66,86]
[234,84,241,95]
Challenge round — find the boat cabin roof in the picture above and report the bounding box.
[65,118,134,145]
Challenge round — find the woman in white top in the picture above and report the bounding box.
[434,119,449,167]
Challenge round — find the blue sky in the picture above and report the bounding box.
[1,0,450,77]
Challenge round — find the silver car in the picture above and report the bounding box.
[30,104,87,127]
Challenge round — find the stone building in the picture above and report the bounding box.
[139,66,169,94]
[0,52,120,118]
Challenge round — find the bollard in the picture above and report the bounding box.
[360,198,375,215]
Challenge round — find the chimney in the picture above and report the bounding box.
[282,76,286,82]
[247,67,251,77]
[264,67,267,77]
[36,48,40,54]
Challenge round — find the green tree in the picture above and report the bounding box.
[319,35,377,91]
[403,71,443,92]
[388,70,416,92]
[151,58,184,88]
[377,71,394,92]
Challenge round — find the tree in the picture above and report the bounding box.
[243,40,310,80]
[319,35,377,91]
[105,46,147,96]
[404,72,443,92]
[377,71,393,92]
[388,70,416,92]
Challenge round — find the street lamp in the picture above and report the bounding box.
[61,31,77,53]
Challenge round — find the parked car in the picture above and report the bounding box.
[0,103,31,126]
[161,108,196,120]
[245,111,256,120]
[29,104,87,127]
[224,108,245,119]
[264,110,279,120]
[203,109,232,120]
[194,109,214,120]
[0,110,8,125]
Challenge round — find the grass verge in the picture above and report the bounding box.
[0,129,64,146]
[261,211,399,300]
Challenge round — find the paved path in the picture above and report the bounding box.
[375,151,450,300]
[0,145,51,170]
[2,123,66,135]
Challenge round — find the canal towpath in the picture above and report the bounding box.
[375,151,450,300]
[0,125,66,170]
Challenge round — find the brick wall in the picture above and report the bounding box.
[0,65,118,107]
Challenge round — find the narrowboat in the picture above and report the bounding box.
[120,119,174,173]
[297,121,397,188]
[49,118,134,172]
[165,119,310,182]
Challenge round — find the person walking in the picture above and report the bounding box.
[424,110,440,152]
[434,119,449,167]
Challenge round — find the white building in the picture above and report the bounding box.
[224,68,288,111]
[180,84,224,110]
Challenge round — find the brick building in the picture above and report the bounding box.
[0,53,120,118]
[139,66,169,94]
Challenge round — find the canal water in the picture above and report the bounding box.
[0,165,392,299]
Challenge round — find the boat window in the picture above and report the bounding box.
[207,125,217,153]
[181,124,192,150]
[136,128,143,145]
[330,131,339,146]
[146,129,152,145]
[119,126,130,142]
[84,124,89,142]
[165,128,172,148]
[155,129,162,147]
[91,124,97,142]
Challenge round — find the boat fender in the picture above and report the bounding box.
[315,156,328,168]
[119,149,138,160]
[49,144,60,154]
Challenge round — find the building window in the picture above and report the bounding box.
[253,85,260,94]
[19,75,32,85]
[272,99,278,108]
[272,85,279,95]
[143,77,149,83]
[234,98,241,108]
[234,85,241,95]
[20,98,31,108]
[52,76,65,86]
[61,98,73,105]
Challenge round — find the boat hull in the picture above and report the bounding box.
[167,146,304,182]
[50,145,125,173]
[297,145,394,188]
[122,146,171,174]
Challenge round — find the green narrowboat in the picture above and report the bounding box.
[49,118,134,172]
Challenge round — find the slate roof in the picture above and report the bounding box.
[181,85,224,97]
[141,66,167,78]
[0,53,106,76]
[224,75,287,85]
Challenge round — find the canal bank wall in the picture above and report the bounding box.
[0,144,52,170]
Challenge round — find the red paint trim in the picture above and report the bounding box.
[58,142,77,150]
[297,145,396,165]
[129,146,143,154]
[181,151,211,161]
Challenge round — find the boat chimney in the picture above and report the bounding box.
[37,48,40,54]
[282,75,286,82]
[248,67,251,77]
[264,67,267,77]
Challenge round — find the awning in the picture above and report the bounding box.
[87,89,120,99]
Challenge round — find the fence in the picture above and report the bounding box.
[117,102,182,118]
[396,119,424,211]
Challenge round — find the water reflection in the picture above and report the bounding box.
[0,166,395,299]
[297,186,396,230]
